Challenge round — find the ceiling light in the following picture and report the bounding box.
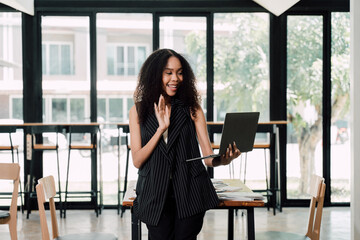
[253,0,300,16]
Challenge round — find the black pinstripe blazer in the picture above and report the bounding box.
[133,98,219,226]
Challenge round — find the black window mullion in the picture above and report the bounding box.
[323,11,332,205]
[153,13,159,51]
[270,13,288,208]
[90,12,97,123]
[207,13,214,122]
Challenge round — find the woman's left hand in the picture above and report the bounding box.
[219,141,241,165]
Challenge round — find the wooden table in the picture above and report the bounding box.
[122,179,264,240]
[207,121,287,214]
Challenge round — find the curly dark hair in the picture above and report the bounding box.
[134,49,201,123]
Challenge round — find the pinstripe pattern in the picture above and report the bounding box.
[133,98,219,226]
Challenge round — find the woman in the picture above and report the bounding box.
[129,49,241,240]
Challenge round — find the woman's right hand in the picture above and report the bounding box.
[154,95,171,133]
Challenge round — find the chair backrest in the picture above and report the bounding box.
[67,125,99,134]
[0,126,17,148]
[0,163,20,221]
[36,175,59,240]
[28,125,62,148]
[0,125,17,134]
[305,174,326,240]
[28,125,62,134]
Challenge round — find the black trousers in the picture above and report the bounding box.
[146,184,205,240]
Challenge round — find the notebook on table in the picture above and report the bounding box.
[186,112,260,162]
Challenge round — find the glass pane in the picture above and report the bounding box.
[331,12,350,203]
[11,98,23,119]
[160,16,207,114]
[97,98,106,122]
[127,46,135,75]
[49,44,60,75]
[214,13,269,123]
[51,98,67,122]
[42,44,47,74]
[42,16,90,124]
[0,12,23,122]
[97,13,152,205]
[61,45,71,75]
[287,16,323,199]
[116,46,124,75]
[137,46,146,75]
[107,46,115,75]
[70,98,85,122]
[109,98,123,122]
[127,97,134,118]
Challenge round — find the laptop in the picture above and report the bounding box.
[186,112,260,162]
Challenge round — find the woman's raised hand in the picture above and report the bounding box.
[154,95,171,132]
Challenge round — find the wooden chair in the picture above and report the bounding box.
[0,163,20,240]
[36,175,118,240]
[257,174,326,240]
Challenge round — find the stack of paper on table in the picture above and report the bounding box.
[211,179,265,201]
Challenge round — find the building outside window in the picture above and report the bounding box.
[107,45,146,76]
[42,42,74,75]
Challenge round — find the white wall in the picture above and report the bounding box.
[350,0,360,239]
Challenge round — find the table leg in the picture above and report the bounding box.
[131,208,142,240]
[247,207,255,240]
[228,208,234,240]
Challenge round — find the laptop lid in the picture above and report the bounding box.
[186,112,260,162]
[218,112,260,155]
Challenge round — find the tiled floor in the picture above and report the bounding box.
[0,206,350,239]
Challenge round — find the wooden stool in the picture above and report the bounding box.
[26,125,63,219]
[64,124,100,218]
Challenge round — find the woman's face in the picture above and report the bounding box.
[162,56,183,98]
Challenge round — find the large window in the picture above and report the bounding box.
[330,12,350,203]
[286,15,323,199]
[97,13,152,205]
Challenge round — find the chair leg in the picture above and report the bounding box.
[15,148,24,214]
[56,148,63,218]
[94,148,99,218]
[263,149,270,211]
[121,146,130,218]
[64,147,71,218]
[117,140,121,215]
[97,131,103,216]
[8,216,17,240]
[26,151,35,219]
